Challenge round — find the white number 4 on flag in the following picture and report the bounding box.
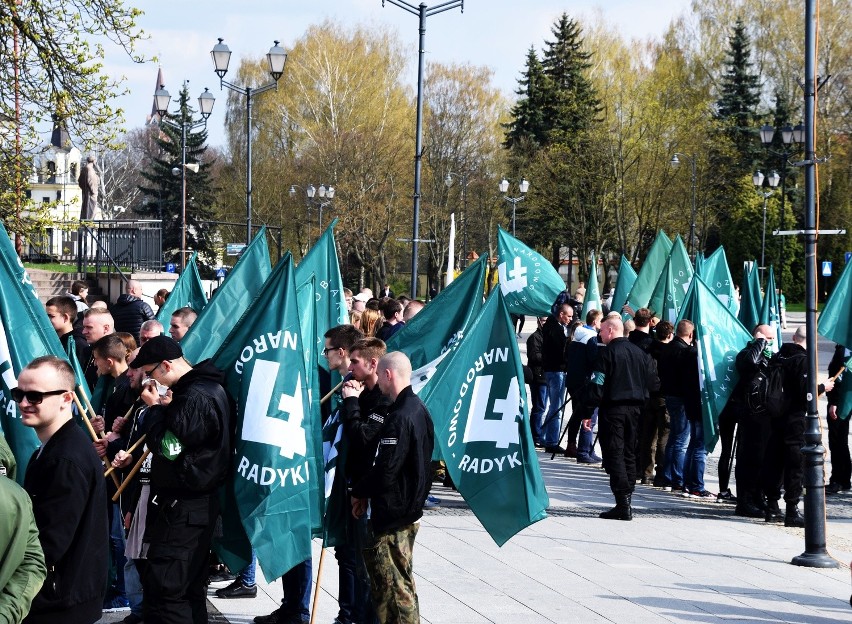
[463,376,521,449]
[242,360,307,459]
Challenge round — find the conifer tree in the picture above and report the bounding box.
[138,84,218,270]
[503,47,550,154]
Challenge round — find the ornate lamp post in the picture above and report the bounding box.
[670,152,698,258]
[211,38,287,245]
[444,171,471,268]
[499,177,529,236]
[290,183,334,245]
[752,169,780,283]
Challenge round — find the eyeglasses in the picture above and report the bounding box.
[322,346,341,357]
[143,361,163,379]
[11,388,69,404]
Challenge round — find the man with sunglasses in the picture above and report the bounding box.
[17,355,108,624]
[129,335,233,624]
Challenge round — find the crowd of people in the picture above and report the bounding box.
[2,274,849,624]
[525,297,849,525]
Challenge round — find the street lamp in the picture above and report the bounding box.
[211,37,287,245]
[752,169,780,283]
[758,122,804,292]
[153,82,215,271]
[670,152,698,258]
[444,171,471,268]
[290,183,335,245]
[499,177,529,236]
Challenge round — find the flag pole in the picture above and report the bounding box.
[308,547,327,624]
[104,434,147,478]
[112,449,150,503]
[73,392,121,488]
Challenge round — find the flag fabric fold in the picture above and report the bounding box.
[648,235,693,324]
[818,258,852,349]
[155,251,208,323]
[580,253,601,319]
[678,275,751,452]
[496,227,565,316]
[758,266,782,350]
[181,228,271,363]
[737,262,762,334]
[697,246,738,315]
[625,230,672,313]
[610,255,637,318]
[417,287,549,545]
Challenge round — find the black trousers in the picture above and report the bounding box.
[761,411,806,503]
[143,493,218,624]
[716,402,738,492]
[638,397,669,481]
[827,413,851,488]
[734,402,768,497]
[599,405,641,496]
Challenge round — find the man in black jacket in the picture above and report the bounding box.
[351,351,434,624]
[525,317,548,446]
[111,280,155,345]
[130,335,232,624]
[19,355,108,624]
[540,303,575,453]
[587,317,659,520]
[762,326,833,527]
[826,344,852,495]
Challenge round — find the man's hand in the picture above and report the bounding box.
[112,449,134,469]
[581,418,593,432]
[140,382,160,406]
[90,415,105,434]
[351,496,367,519]
[93,438,109,458]
[341,380,365,399]
[124,512,133,531]
[828,404,838,421]
[112,416,128,434]
[823,378,835,394]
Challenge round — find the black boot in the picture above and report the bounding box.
[764,499,783,523]
[735,500,764,518]
[784,501,805,528]
[599,494,632,521]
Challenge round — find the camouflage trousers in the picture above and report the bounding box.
[362,522,420,624]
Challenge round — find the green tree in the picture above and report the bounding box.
[503,47,550,156]
[137,84,218,270]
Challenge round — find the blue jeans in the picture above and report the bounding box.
[238,551,257,586]
[528,382,548,443]
[124,559,143,617]
[542,372,566,446]
[683,418,706,492]
[577,408,598,459]
[663,397,690,488]
[107,502,127,600]
[280,558,312,618]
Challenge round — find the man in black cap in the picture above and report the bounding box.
[129,335,233,624]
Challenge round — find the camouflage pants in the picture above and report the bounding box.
[362,522,420,624]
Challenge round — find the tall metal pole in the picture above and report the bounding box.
[383,0,463,298]
[13,0,22,256]
[778,167,787,292]
[511,199,517,236]
[461,172,467,268]
[792,0,836,569]
[760,192,767,282]
[181,122,187,271]
[245,88,253,245]
[689,155,697,258]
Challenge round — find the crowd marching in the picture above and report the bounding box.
[1,229,850,624]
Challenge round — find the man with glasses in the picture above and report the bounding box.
[17,355,108,624]
[129,335,233,624]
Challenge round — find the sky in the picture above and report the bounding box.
[100,0,693,149]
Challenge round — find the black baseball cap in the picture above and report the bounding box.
[130,335,183,369]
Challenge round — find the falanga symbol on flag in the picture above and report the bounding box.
[418,287,549,545]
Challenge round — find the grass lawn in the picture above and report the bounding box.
[23,262,81,273]
[785,301,823,313]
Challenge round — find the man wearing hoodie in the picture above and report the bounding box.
[111,280,155,345]
[130,336,233,624]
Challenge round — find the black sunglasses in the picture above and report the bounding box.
[322,346,341,356]
[11,388,69,404]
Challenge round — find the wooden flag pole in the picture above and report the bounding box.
[104,434,147,478]
[309,546,327,624]
[72,392,120,488]
[320,379,345,405]
[112,449,150,503]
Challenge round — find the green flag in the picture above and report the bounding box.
[610,255,636,317]
[182,227,271,363]
[698,246,738,316]
[0,225,67,483]
[648,235,693,324]
[831,353,852,420]
[678,275,751,452]
[295,220,349,376]
[388,254,487,387]
[496,226,565,316]
[625,230,672,313]
[737,262,762,334]
[212,253,319,583]
[156,251,208,323]
[758,266,782,350]
[418,287,549,545]
[818,258,852,348]
[580,253,601,319]
[694,250,705,275]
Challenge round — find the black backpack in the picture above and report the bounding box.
[746,355,786,418]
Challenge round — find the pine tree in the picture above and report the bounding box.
[715,18,762,172]
[138,84,218,270]
[540,13,602,144]
[503,47,550,153]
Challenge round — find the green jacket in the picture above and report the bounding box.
[0,435,16,481]
[0,477,46,623]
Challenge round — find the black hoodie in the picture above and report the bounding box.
[145,360,233,495]
[110,294,155,343]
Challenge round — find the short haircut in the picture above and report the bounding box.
[633,307,653,328]
[324,324,364,351]
[140,319,164,335]
[380,298,403,320]
[115,332,138,354]
[156,288,169,300]
[585,309,603,326]
[676,319,694,338]
[90,300,108,310]
[378,351,412,379]
[171,307,197,324]
[25,355,75,390]
[365,298,381,311]
[623,319,635,334]
[397,295,411,306]
[84,307,114,324]
[349,337,387,363]
[655,320,674,341]
[71,280,89,296]
[92,334,129,362]
[343,288,353,298]
[793,325,806,343]
[403,299,425,322]
[46,296,78,319]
